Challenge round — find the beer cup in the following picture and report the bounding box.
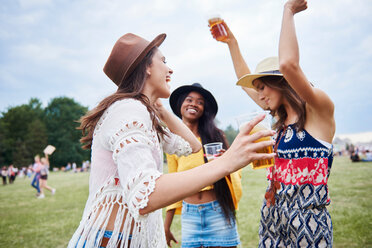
[236,111,274,169]
[208,15,228,42]
[204,142,223,161]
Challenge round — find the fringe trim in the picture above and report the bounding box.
[68,169,162,248]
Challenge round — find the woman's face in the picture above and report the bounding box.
[146,49,173,99]
[180,91,205,122]
[253,78,283,111]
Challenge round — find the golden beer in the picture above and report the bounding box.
[249,124,274,169]
[208,17,228,42]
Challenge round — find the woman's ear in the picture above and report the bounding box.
[146,66,151,76]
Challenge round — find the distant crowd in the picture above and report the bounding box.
[350,146,372,162]
[1,159,91,187]
[59,161,91,173]
[1,165,19,185]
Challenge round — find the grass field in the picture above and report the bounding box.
[0,156,371,247]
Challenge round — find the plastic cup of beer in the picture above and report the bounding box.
[208,15,228,42]
[204,142,223,161]
[236,111,274,169]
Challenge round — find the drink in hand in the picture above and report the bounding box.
[204,142,223,162]
[208,17,228,42]
[248,124,274,169]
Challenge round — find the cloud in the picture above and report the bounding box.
[18,0,52,8]
[0,0,371,134]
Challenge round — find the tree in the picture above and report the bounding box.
[13,139,31,167]
[25,119,48,159]
[0,120,7,165]
[44,97,89,167]
[0,98,45,165]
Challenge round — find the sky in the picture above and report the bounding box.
[0,0,371,136]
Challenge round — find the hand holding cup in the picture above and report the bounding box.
[236,111,274,169]
[204,142,223,161]
[220,114,276,174]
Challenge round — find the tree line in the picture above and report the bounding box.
[0,97,239,168]
[0,97,90,168]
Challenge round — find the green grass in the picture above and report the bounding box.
[0,157,371,247]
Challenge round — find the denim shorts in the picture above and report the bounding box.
[74,230,127,248]
[181,200,240,247]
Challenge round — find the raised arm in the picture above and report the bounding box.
[222,23,251,79]
[211,21,266,109]
[279,0,334,116]
[43,153,50,166]
[154,99,201,153]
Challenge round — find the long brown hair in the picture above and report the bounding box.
[78,47,166,149]
[259,76,306,131]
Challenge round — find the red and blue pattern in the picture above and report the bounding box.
[259,125,333,248]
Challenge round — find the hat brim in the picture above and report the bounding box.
[120,33,166,86]
[236,73,283,89]
[169,85,218,118]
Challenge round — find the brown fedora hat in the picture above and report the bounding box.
[103,33,166,86]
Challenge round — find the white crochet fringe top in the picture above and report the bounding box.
[68,99,192,248]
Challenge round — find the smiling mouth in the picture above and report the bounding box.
[186,108,198,114]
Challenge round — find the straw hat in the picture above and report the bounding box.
[103,33,166,87]
[236,56,283,88]
[169,83,218,118]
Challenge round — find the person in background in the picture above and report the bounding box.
[18,167,26,179]
[72,162,77,173]
[31,155,42,196]
[350,151,360,162]
[164,83,242,248]
[27,165,33,178]
[365,150,372,161]
[360,150,372,162]
[38,153,56,199]
[1,166,7,185]
[8,165,16,184]
[65,162,71,172]
[210,0,335,246]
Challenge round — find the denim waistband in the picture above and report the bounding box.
[101,230,132,240]
[182,200,220,213]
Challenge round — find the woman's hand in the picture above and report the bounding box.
[209,20,236,44]
[214,148,226,158]
[153,98,166,120]
[220,114,276,173]
[164,229,178,247]
[153,99,201,153]
[206,148,225,161]
[285,0,307,15]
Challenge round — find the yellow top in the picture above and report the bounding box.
[165,138,243,215]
